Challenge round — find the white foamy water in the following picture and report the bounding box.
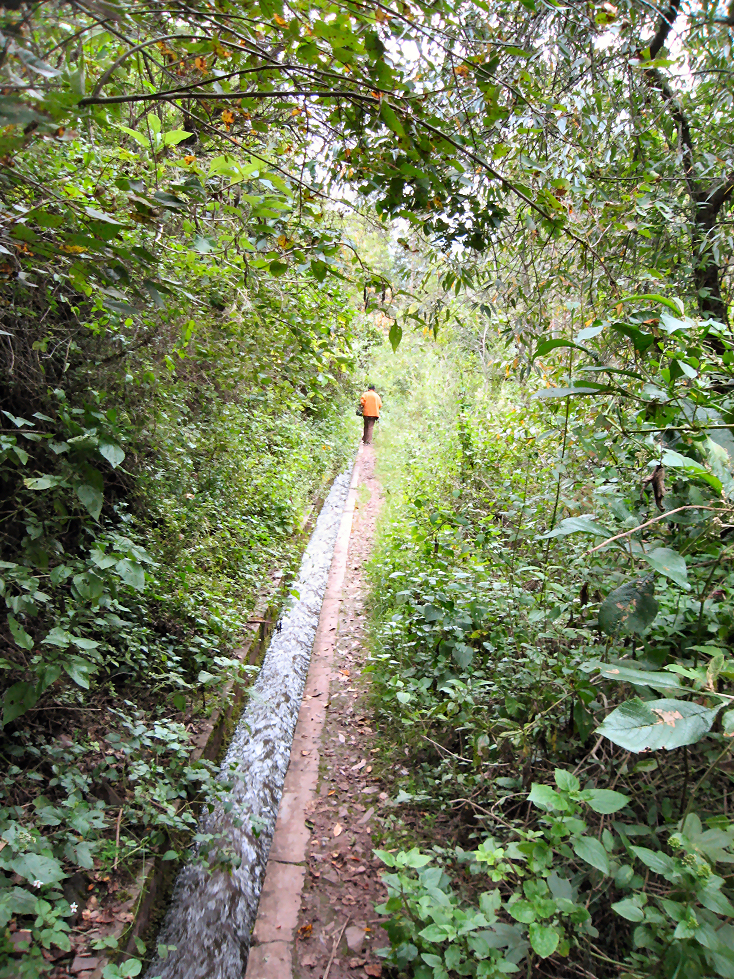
[146,469,353,979]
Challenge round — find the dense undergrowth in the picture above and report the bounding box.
[0,139,361,973]
[2,0,733,972]
[367,329,734,979]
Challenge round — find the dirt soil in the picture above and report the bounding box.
[293,445,390,979]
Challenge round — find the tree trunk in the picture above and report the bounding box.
[693,220,728,326]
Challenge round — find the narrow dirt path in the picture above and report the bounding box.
[246,444,389,979]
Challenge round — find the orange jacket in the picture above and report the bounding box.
[360,390,382,417]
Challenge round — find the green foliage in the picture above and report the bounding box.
[366,322,734,976]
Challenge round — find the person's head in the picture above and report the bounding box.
[368,384,375,390]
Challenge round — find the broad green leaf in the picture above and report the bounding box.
[116,558,146,591]
[192,236,216,254]
[43,627,71,648]
[660,450,722,492]
[389,321,402,352]
[575,324,606,341]
[453,643,474,669]
[10,851,66,885]
[598,577,658,636]
[533,338,587,360]
[8,614,34,650]
[380,102,406,138]
[630,846,677,877]
[554,769,579,792]
[507,899,536,923]
[699,884,734,916]
[540,516,609,540]
[596,698,718,752]
[528,783,566,812]
[658,311,697,334]
[3,682,37,725]
[572,835,610,874]
[76,483,103,521]
[641,547,689,590]
[621,294,684,315]
[599,663,684,692]
[163,130,193,147]
[64,657,96,689]
[528,922,559,958]
[37,664,62,694]
[611,898,644,922]
[99,442,125,468]
[24,475,61,490]
[581,789,629,814]
[373,849,397,867]
[504,45,534,57]
[0,886,37,926]
[72,571,105,602]
[533,385,606,399]
[117,125,151,148]
[400,848,432,868]
[17,47,60,78]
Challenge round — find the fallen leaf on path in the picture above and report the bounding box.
[301,953,317,967]
[351,759,366,772]
[349,958,366,968]
[365,965,382,977]
[338,733,345,743]
[333,822,343,837]
[297,923,313,939]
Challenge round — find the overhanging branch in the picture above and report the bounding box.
[645,0,682,59]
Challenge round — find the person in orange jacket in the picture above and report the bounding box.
[360,385,382,445]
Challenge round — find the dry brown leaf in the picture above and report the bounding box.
[333,822,343,837]
[652,708,683,727]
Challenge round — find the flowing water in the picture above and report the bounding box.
[145,469,353,979]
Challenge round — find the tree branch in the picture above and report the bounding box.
[416,118,620,291]
[644,0,682,59]
[90,34,208,99]
[79,88,374,107]
[642,66,700,200]
[705,173,734,216]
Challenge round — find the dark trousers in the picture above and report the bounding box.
[362,416,377,444]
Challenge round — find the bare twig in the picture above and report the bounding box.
[323,915,350,979]
[113,808,123,870]
[585,506,724,554]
